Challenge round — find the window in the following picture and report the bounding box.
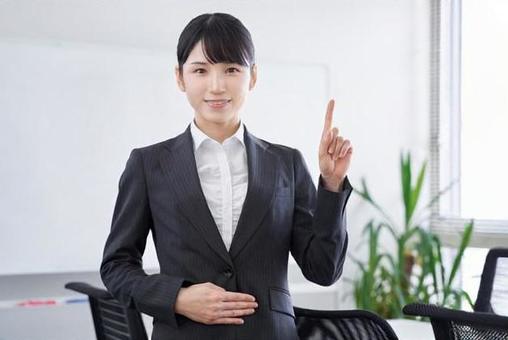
[430,0,508,247]
[461,0,508,221]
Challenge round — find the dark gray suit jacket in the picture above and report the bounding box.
[100,125,352,340]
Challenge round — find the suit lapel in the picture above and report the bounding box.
[159,126,233,267]
[158,125,277,264]
[229,128,277,259]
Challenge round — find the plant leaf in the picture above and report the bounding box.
[407,161,427,226]
[446,220,474,289]
[401,152,412,228]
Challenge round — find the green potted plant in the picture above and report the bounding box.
[348,152,474,318]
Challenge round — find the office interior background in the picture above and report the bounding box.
[0,0,506,339]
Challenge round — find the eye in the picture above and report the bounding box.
[193,68,206,74]
[226,67,241,74]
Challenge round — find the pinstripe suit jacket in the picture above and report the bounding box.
[100,125,352,340]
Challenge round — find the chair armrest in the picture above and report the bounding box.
[403,303,508,330]
[294,306,399,340]
[64,281,112,300]
[295,306,391,322]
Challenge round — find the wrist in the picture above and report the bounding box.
[321,175,344,192]
[174,287,188,315]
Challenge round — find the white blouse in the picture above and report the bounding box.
[190,120,248,251]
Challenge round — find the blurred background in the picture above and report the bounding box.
[0,0,506,339]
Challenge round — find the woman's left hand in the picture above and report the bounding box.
[318,99,353,192]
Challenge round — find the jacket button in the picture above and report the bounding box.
[223,269,233,278]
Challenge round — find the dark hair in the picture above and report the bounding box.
[177,13,255,72]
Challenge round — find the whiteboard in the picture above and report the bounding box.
[0,40,328,275]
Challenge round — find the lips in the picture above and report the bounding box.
[204,99,231,109]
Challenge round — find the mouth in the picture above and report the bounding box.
[204,99,232,109]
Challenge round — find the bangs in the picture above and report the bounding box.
[200,22,254,67]
[177,13,255,69]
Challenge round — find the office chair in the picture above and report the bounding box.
[403,247,508,340]
[65,281,148,340]
[294,306,399,340]
[474,247,508,315]
[403,303,508,340]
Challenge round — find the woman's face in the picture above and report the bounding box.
[175,40,256,126]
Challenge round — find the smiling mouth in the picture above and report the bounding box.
[204,99,231,103]
[204,99,231,108]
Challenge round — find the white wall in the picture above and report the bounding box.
[0,0,431,309]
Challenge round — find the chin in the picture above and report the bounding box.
[201,111,237,124]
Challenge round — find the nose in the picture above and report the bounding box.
[209,70,226,93]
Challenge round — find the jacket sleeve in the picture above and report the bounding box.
[289,148,352,286]
[100,149,185,329]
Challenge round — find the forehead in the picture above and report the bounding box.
[186,41,207,62]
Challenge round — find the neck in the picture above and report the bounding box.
[194,116,241,143]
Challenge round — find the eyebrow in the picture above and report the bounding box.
[188,61,241,66]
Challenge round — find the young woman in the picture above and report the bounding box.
[101,13,353,340]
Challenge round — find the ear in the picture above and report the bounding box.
[175,66,186,92]
[249,64,257,90]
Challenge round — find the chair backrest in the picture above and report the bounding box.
[294,306,399,340]
[474,247,508,316]
[65,282,148,340]
[403,303,508,340]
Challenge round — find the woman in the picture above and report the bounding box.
[101,12,353,340]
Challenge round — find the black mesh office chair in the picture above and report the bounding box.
[403,247,508,340]
[403,303,508,340]
[294,306,399,340]
[474,247,508,315]
[65,282,148,340]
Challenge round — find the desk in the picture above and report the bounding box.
[387,319,434,340]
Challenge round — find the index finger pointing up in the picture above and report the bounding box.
[323,99,335,136]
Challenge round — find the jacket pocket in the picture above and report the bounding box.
[269,287,295,318]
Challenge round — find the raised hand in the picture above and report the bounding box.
[318,99,353,192]
[175,282,258,325]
